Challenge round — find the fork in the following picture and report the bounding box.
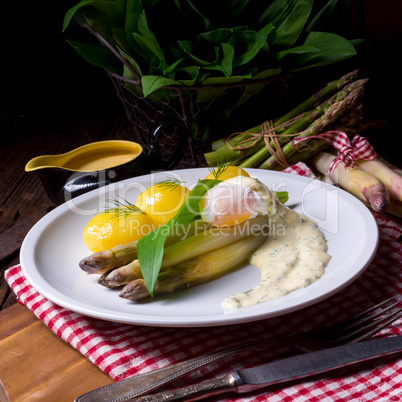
[75,298,402,402]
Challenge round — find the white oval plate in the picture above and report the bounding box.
[20,168,378,327]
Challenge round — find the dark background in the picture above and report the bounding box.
[2,0,401,165]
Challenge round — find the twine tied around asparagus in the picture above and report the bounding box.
[224,114,310,169]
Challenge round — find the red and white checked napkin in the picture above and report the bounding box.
[5,163,402,401]
[293,131,378,183]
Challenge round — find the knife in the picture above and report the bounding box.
[129,335,402,401]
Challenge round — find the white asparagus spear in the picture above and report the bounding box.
[309,151,390,213]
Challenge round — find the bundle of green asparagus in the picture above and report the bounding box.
[204,70,367,170]
[204,69,402,218]
[79,216,270,300]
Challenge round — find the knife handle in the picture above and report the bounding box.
[75,340,271,401]
[131,372,240,401]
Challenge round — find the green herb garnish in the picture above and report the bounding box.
[157,176,186,191]
[207,158,230,180]
[103,196,145,218]
[274,191,289,205]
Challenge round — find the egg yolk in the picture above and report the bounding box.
[205,166,250,181]
[199,181,265,227]
[83,210,154,253]
[135,183,190,227]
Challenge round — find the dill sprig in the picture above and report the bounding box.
[208,158,230,179]
[157,175,185,191]
[103,196,145,218]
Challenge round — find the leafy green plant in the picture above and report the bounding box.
[63,0,358,98]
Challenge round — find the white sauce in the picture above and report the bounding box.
[221,177,331,309]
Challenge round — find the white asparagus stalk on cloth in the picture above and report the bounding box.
[355,158,402,203]
[309,151,390,213]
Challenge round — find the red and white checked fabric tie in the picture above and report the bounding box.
[293,131,377,183]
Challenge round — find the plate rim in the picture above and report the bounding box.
[20,168,379,327]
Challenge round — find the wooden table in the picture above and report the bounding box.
[0,106,131,401]
[0,303,114,401]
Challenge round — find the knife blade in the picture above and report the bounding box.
[130,335,402,401]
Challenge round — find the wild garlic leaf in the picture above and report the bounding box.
[64,0,358,97]
[305,0,340,32]
[137,178,219,295]
[66,40,121,73]
[256,0,314,47]
[141,75,181,98]
[63,0,96,32]
[285,32,357,72]
[274,191,289,205]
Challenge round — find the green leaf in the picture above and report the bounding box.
[274,44,319,62]
[112,27,133,55]
[91,0,125,22]
[124,0,145,53]
[282,32,356,72]
[178,40,220,66]
[258,22,275,36]
[198,26,247,44]
[229,31,267,67]
[305,0,340,32]
[137,224,168,294]
[173,0,214,32]
[137,10,159,43]
[63,0,96,32]
[224,0,251,19]
[220,42,234,77]
[63,0,125,32]
[163,57,186,76]
[116,45,142,77]
[350,39,365,47]
[137,179,219,295]
[175,66,200,85]
[63,0,359,139]
[66,40,121,73]
[198,44,234,77]
[250,67,282,79]
[274,191,289,204]
[141,75,181,97]
[257,0,314,47]
[133,33,164,60]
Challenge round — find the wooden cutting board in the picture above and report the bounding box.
[0,303,114,401]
